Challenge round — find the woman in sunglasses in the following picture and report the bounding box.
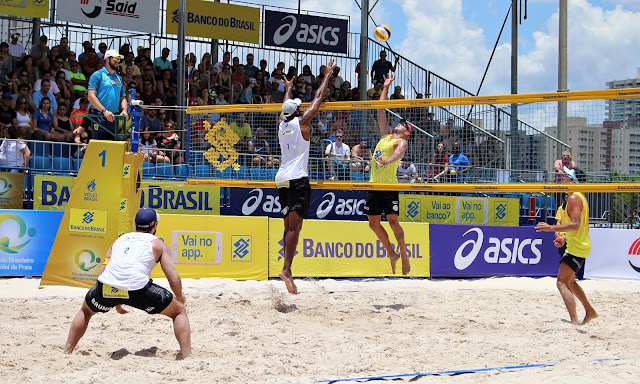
[14,96,32,135]
[216,64,232,100]
[157,120,182,164]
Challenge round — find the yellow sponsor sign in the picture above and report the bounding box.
[166,0,259,43]
[153,215,268,280]
[41,141,142,288]
[268,219,430,278]
[34,175,220,215]
[0,172,24,209]
[400,195,518,225]
[0,0,49,18]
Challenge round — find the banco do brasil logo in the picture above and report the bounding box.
[232,236,251,261]
[73,249,102,271]
[407,200,420,219]
[0,214,36,254]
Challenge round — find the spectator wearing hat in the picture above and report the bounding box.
[8,33,25,69]
[81,49,128,140]
[153,48,172,74]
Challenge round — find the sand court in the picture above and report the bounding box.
[1,276,639,383]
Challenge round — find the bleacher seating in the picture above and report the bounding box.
[51,157,73,172]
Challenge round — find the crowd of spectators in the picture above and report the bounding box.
[0,33,503,175]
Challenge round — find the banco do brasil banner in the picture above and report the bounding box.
[34,174,220,215]
[264,10,348,54]
[429,224,558,277]
[227,187,367,221]
[0,0,48,18]
[166,0,259,44]
[57,0,160,34]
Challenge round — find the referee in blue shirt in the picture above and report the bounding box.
[83,49,129,140]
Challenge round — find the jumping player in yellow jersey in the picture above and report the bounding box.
[364,73,411,275]
[536,167,598,325]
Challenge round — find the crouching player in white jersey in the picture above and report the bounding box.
[64,208,191,358]
[276,59,335,294]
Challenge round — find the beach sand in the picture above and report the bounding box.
[1,276,639,383]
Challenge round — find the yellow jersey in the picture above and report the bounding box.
[370,134,403,183]
[555,205,570,237]
[565,192,591,258]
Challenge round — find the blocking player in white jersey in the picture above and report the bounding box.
[64,208,191,358]
[276,59,335,294]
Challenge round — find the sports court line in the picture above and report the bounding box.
[312,356,634,383]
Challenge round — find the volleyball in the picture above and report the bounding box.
[373,24,391,42]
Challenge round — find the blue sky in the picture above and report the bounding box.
[268,0,640,96]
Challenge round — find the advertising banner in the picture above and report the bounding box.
[0,210,62,276]
[268,218,429,277]
[0,0,49,18]
[34,175,220,215]
[400,195,519,225]
[228,187,367,221]
[264,10,348,54]
[585,228,640,281]
[57,0,160,34]
[166,0,259,43]
[153,214,268,280]
[0,172,24,209]
[41,141,143,288]
[429,224,558,277]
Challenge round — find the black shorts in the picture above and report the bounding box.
[364,191,400,216]
[85,280,174,314]
[560,253,586,273]
[277,177,311,219]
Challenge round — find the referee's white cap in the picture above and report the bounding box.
[104,49,124,60]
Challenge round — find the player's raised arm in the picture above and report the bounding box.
[377,73,394,136]
[300,59,335,130]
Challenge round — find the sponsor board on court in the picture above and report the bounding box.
[267,218,430,277]
[0,172,24,209]
[0,210,62,276]
[585,228,640,281]
[153,214,268,280]
[429,224,558,277]
[34,175,220,215]
[399,195,519,225]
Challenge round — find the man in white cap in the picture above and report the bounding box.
[276,59,335,294]
[8,33,25,69]
[79,49,128,140]
[64,208,191,358]
[536,167,597,325]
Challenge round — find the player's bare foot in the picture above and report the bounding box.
[389,252,401,274]
[279,271,298,294]
[401,255,411,275]
[582,310,598,325]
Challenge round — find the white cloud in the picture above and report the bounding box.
[396,0,640,95]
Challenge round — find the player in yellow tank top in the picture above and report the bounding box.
[536,167,597,325]
[364,73,412,275]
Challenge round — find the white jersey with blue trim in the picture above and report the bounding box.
[98,232,157,291]
[275,117,309,184]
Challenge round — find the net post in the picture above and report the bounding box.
[129,89,141,153]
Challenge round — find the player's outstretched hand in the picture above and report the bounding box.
[383,73,395,88]
[324,59,336,75]
[283,74,295,90]
[535,222,553,232]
